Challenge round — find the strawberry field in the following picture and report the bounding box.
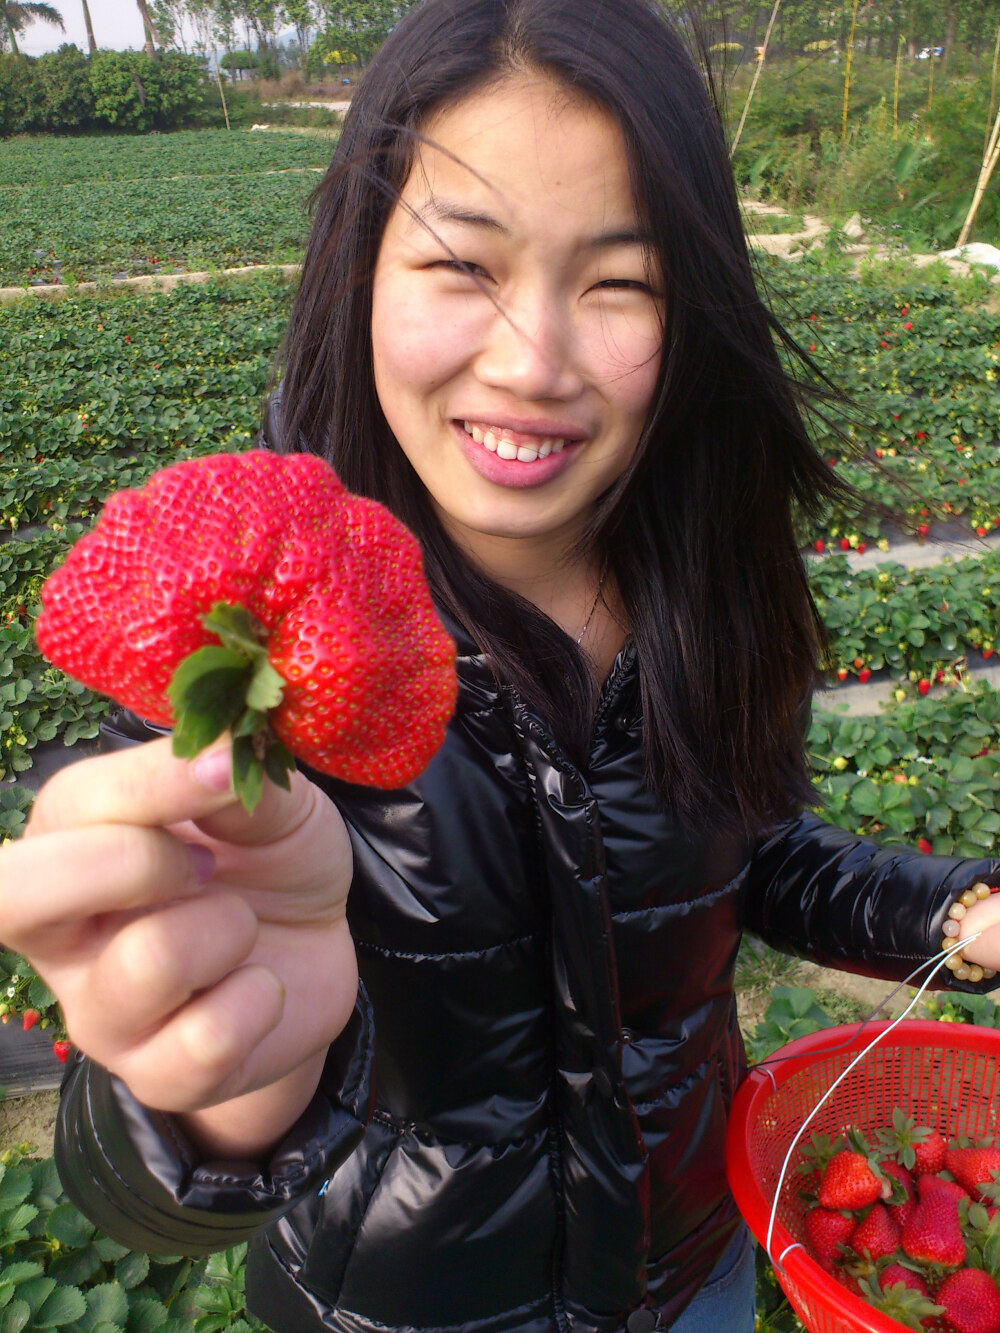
[2,126,1000,1333]
[1,131,327,286]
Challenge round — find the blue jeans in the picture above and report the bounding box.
[669,1225,756,1333]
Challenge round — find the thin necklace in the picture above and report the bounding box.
[576,560,608,645]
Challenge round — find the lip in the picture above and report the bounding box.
[451,420,583,489]
[460,414,588,442]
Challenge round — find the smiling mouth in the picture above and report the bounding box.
[462,420,569,463]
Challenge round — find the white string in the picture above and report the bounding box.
[763,932,984,1268]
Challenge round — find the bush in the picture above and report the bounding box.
[37,44,95,131]
[88,50,208,133]
[0,53,45,137]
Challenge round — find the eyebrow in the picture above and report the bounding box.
[415,198,651,249]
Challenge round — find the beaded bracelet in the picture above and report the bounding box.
[940,881,999,984]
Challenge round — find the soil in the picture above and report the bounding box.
[0,1089,59,1157]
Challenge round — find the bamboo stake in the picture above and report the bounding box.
[730,0,782,158]
[841,0,862,144]
[987,22,1000,159]
[928,48,935,112]
[894,34,904,140]
[956,103,1000,247]
[214,48,230,130]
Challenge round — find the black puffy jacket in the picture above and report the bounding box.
[55,616,999,1333]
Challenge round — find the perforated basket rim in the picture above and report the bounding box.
[725,1019,1000,1333]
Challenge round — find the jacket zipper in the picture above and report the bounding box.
[547,1118,571,1333]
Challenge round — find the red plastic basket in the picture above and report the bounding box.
[726,1019,1000,1333]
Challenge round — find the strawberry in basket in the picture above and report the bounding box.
[36,450,457,811]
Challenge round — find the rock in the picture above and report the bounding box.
[842,212,866,240]
[938,242,1000,273]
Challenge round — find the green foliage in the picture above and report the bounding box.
[744,986,836,1063]
[87,50,207,134]
[0,51,45,137]
[0,1147,269,1333]
[35,44,95,132]
[732,53,1000,247]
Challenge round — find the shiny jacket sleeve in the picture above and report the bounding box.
[54,986,374,1256]
[742,811,1000,987]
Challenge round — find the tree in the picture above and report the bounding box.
[2,1,64,55]
[80,0,94,53]
[135,0,162,55]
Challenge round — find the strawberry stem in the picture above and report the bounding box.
[166,601,295,814]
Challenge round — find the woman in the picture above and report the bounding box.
[6,2,1000,1331]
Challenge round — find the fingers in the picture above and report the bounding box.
[958,891,1000,969]
[86,891,260,1043]
[25,733,307,848]
[0,823,215,947]
[111,963,287,1113]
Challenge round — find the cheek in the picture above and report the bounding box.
[372,276,478,399]
[587,321,662,429]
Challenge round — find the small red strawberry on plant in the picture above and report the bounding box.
[35,451,458,812]
[22,1009,40,1031]
[936,1268,1000,1333]
[52,1040,71,1063]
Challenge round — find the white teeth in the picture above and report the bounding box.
[463,422,568,461]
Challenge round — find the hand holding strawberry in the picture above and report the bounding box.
[35,450,457,811]
[0,734,358,1151]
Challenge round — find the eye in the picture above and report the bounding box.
[593,278,654,293]
[431,259,492,280]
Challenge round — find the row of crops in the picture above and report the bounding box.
[1,131,328,287]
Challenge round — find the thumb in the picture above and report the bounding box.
[189,737,319,848]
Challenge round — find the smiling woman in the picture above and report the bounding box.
[370,76,663,678]
[27,4,1000,1333]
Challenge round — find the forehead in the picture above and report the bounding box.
[399,74,640,235]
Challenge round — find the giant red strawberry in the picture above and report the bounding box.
[36,451,457,810]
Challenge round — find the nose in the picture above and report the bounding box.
[474,289,585,403]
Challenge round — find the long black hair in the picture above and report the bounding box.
[268,0,854,836]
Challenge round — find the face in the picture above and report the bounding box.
[370,74,664,574]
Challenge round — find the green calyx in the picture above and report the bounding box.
[167,602,295,814]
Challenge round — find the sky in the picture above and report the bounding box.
[18,0,205,56]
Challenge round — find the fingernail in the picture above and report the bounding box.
[188,844,216,882]
[192,745,232,792]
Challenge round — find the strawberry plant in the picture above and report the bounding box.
[0,1146,269,1332]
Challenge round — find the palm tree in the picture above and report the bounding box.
[2,1,64,53]
[134,0,161,56]
[80,0,95,53]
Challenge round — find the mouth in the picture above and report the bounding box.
[461,420,576,464]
